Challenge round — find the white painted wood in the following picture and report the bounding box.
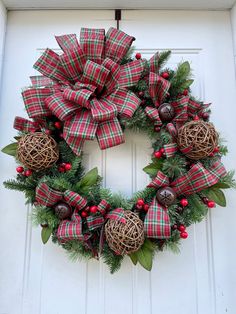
[0,9,236,314]
[2,0,236,10]
[0,0,7,88]
[230,3,236,69]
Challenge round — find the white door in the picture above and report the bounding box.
[0,10,235,314]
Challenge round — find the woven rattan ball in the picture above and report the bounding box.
[177,120,218,160]
[105,210,145,255]
[17,132,59,171]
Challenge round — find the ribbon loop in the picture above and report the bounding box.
[80,28,105,64]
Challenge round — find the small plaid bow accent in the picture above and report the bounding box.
[144,159,227,239]
[20,27,145,155]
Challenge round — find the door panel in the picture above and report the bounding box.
[0,10,235,314]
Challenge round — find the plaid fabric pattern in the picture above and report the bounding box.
[149,72,171,107]
[34,48,67,82]
[105,27,135,64]
[30,75,53,87]
[82,60,109,93]
[55,34,79,51]
[106,208,126,223]
[172,160,227,196]
[63,126,85,156]
[102,58,120,94]
[64,190,87,210]
[80,28,105,64]
[90,98,117,122]
[166,123,177,137]
[57,210,83,242]
[171,96,189,123]
[45,92,78,121]
[149,52,160,73]
[188,98,201,114]
[96,118,125,150]
[107,89,140,118]
[145,106,162,126]
[98,199,110,215]
[119,60,145,88]
[144,198,171,239]
[63,87,92,109]
[36,182,63,207]
[64,110,98,140]
[14,116,39,133]
[86,215,104,231]
[164,143,178,158]
[22,88,52,118]
[59,47,86,81]
[148,171,169,189]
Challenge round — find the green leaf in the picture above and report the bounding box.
[76,167,98,192]
[181,79,194,89]
[212,182,231,189]
[178,61,190,76]
[136,244,153,271]
[14,136,22,141]
[41,226,52,244]
[142,239,156,251]
[143,159,162,176]
[1,142,18,156]
[129,252,138,265]
[203,188,226,207]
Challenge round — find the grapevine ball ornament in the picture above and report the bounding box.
[105,210,145,255]
[2,27,232,273]
[177,121,219,160]
[17,132,59,171]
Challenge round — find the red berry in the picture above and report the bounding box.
[160,148,165,154]
[193,115,200,121]
[64,163,72,171]
[180,231,188,239]
[81,211,88,218]
[180,198,188,207]
[209,152,214,157]
[135,52,141,60]
[143,204,149,212]
[44,129,52,135]
[58,166,65,173]
[154,151,162,158]
[137,199,145,207]
[90,205,98,214]
[138,91,144,97]
[213,147,220,153]
[136,204,143,210]
[161,72,169,79]
[178,224,186,232]
[59,133,64,139]
[24,169,32,177]
[16,166,24,173]
[202,112,209,120]
[54,121,62,129]
[172,224,178,230]
[207,200,215,208]
[141,99,146,106]
[154,126,161,132]
[183,89,188,96]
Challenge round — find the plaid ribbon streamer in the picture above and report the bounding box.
[145,159,226,239]
[106,208,126,223]
[14,116,40,133]
[145,106,162,127]
[85,200,110,231]
[22,27,145,155]
[163,143,178,158]
[57,209,84,242]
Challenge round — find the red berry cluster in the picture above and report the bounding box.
[161,71,169,79]
[81,205,98,218]
[16,166,32,177]
[209,146,220,157]
[58,162,72,173]
[173,224,188,239]
[202,197,215,208]
[136,199,149,212]
[154,148,165,158]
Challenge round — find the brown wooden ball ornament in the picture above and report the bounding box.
[177,120,218,160]
[105,210,145,255]
[54,202,72,220]
[17,132,59,171]
[156,187,177,206]
[158,103,175,122]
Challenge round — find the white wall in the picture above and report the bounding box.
[0,0,7,88]
[231,3,236,69]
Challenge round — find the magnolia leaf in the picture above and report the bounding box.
[142,239,156,251]
[143,160,162,176]
[1,142,18,156]
[178,61,190,76]
[203,188,226,207]
[129,252,138,265]
[212,182,231,189]
[14,136,22,141]
[77,167,98,192]
[136,240,154,271]
[41,226,52,244]
[181,79,194,89]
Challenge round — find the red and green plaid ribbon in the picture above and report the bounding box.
[21,27,145,155]
[144,159,226,239]
[57,209,84,242]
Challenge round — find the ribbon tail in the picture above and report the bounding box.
[57,209,83,243]
[144,198,171,239]
[35,182,63,207]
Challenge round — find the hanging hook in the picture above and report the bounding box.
[115,9,121,30]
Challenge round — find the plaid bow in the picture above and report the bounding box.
[144,159,227,238]
[21,28,145,155]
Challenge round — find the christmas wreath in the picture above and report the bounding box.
[2,27,235,273]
